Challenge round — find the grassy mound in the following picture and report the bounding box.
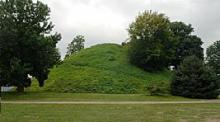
[33,44,172,94]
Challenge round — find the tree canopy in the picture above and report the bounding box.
[206,40,220,88]
[0,0,61,92]
[170,22,203,68]
[128,11,175,71]
[207,40,220,75]
[127,11,204,71]
[65,35,85,58]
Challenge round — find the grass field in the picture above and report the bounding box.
[2,92,197,101]
[1,93,220,122]
[1,103,220,122]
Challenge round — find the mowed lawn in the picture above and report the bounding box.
[2,92,197,101]
[1,92,220,122]
[1,104,220,122]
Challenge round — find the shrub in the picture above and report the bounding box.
[171,56,219,99]
[146,82,169,96]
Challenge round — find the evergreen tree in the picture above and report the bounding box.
[171,56,219,99]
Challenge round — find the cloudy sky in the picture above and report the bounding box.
[40,0,220,57]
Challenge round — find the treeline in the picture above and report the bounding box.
[126,11,219,99]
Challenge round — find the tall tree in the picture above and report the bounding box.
[65,35,85,57]
[206,40,220,88]
[207,40,220,75]
[0,0,61,92]
[170,22,204,68]
[128,11,175,71]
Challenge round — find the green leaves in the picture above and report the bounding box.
[128,11,204,71]
[170,22,203,68]
[207,40,220,75]
[171,56,219,99]
[65,35,85,58]
[0,0,61,91]
[206,40,220,89]
[128,11,174,71]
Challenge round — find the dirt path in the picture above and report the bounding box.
[2,100,220,105]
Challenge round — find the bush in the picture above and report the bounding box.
[171,56,219,99]
[146,82,169,96]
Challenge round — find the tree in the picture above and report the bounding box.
[0,0,61,92]
[170,22,204,68]
[65,35,85,58]
[206,40,220,88]
[171,56,219,99]
[207,40,220,75]
[128,11,175,71]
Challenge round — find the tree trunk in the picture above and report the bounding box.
[17,85,24,92]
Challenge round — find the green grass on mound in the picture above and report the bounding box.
[30,44,172,93]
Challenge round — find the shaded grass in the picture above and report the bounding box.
[1,103,220,122]
[30,44,172,94]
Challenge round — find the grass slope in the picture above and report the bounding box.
[33,44,172,93]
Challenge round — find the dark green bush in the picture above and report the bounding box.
[171,56,219,99]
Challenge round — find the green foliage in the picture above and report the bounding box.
[127,12,204,71]
[171,56,219,99]
[0,0,61,92]
[207,40,220,88]
[65,35,85,58]
[207,41,220,75]
[170,22,204,68]
[128,11,175,71]
[36,44,172,93]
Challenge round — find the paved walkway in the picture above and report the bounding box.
[2,100,220,105]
